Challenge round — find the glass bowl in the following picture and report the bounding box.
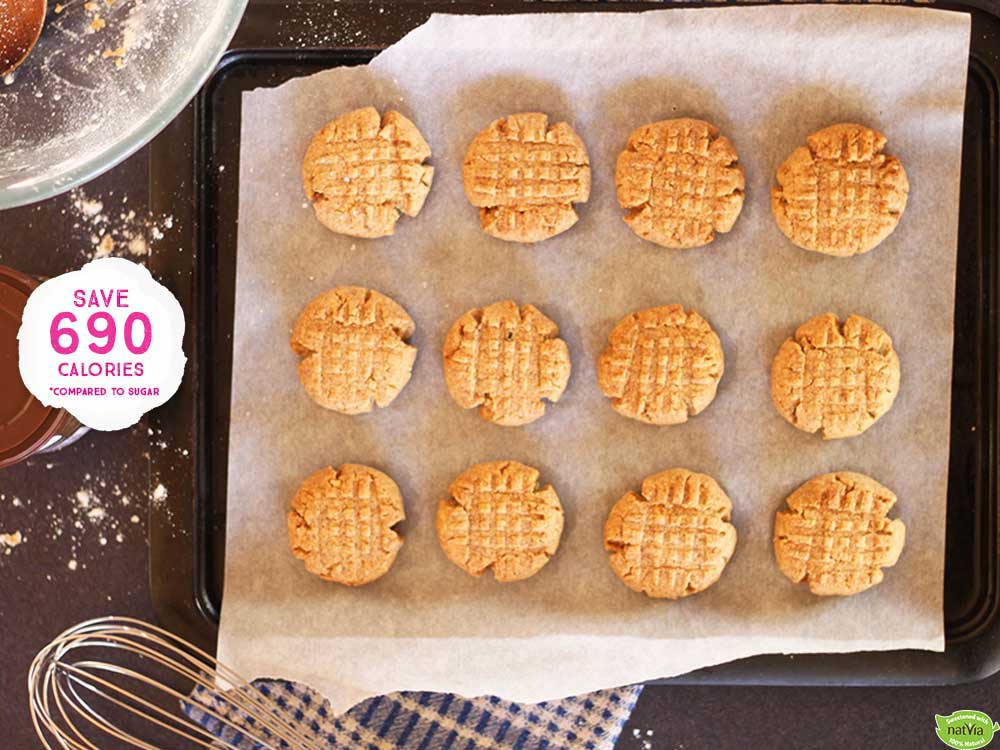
[0,0,247,208]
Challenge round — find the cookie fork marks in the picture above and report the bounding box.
[462,113,591,243]
[597,304,724,425]
[771,123,908,257]
[604,468,737,599]
[443,301,571,426]
[436,460,564,582]
[302,107,434,238]
[616,118,744,249]
[288,464,405,586]
[290,286,417,415]
[770,313,900,439]
[774,471,905,596]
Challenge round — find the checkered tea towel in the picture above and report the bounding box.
[183,679,643,750]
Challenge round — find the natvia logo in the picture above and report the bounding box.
[935,710,1000,749]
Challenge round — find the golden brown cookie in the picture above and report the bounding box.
[771,313,900,439]
[604,468,737,599]
[290,286,417,414]
[287,464,405,586]
[616,118,744,249]
[436,460,564,582]
[771,123,908,257]
[462,112,591,243]
[774,472,905,596]
[597,305,724,425]
[302,107,434,238]
[442,301,571,426]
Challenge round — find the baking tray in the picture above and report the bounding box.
[147,0,1000,686]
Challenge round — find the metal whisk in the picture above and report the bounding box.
[29,616,325,750]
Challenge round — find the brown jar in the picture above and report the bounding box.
[0,265,88,469]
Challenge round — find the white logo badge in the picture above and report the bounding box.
[18,258,186,431]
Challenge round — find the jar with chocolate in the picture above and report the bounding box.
[0,266,89,469]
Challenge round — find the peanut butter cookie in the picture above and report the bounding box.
[290,286,417,414]
[443,301,571,426]
[604,468,737,599]
[771,123,908,256]
[771,313,900,439]
[597,305,724,425]
[616,118,744,249]
[436,460,564,582]
[302,107,434,238]
[462,112,591,243]
[287,464,405,586]
[774,472,905,596]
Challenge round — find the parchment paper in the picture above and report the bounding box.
[219,6,971,713]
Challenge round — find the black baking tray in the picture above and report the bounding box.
[147,0,1000,686]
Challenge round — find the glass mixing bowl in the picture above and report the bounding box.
[0,0,247,208]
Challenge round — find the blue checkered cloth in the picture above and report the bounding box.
[183,679,642,750]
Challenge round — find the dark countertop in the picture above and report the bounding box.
[4,2,1000,748]
[0,156,164,745]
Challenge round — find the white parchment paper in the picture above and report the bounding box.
[219,6,971,712]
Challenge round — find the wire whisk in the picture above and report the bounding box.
[29,616,325,750]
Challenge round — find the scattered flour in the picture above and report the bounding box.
[68,187,175,261]
[152,483,168,505]
[0,531,23,555]
[94,233,115,258]
[56,0,142,67]
[2,465,148,571]
[3,427,187,572]
[630,728,655,750]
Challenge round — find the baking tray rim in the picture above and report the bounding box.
[148,0,1000,688]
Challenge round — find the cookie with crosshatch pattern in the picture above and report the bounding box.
[287,464,405,586]
[615,118,744,249]
[290,286,417,414]
[604,468,737,599]
[771,123,908,256]
[770,313,900,439]
[443,300,571,426]
[436,461,564,582]
[596,304,724,425]
[774,472,905,596]
[462,112,591,243]
[302,107,434,238]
